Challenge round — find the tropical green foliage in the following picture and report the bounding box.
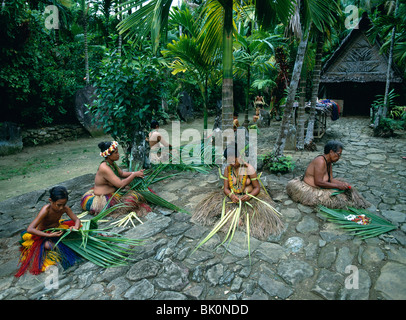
[2,0,406,149]
[260,151,295,173]
[0,0,108,126]
[0,1,78,125]
[162,5,220,129]
[89,45,173,161]
[372,89,406,135]
[128,163,191,214]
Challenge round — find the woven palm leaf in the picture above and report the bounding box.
[318,206,397,239]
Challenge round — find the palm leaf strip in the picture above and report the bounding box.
[318,206,397,239]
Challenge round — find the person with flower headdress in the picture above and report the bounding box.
[80,141,151,216]
[192,144,284,241]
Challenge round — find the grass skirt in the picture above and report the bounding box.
[80,188,151,217]
[286,177,371,209]
[15,220,80,277]
[192,190,284,241]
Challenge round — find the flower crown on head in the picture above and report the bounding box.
[100,141,119,158]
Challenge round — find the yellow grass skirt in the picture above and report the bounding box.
[192,190,284,241]
[286,177,370,209]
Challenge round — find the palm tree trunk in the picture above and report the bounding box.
[374,0,398,128]
[244,20,252,128]
[118,0,123,59]
[83,6,90,85]
[296,73,307,150]
[304,34,323,147]
[244,65,251,127]
[274,32,309,157]
[221,0,234,133]
[204,74,209,130]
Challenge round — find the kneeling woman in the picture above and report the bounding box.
[193,146,284,241]
[81,141,150,216]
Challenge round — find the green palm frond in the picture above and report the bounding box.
[117,0,173,53]
[318,206,397,240]
[255,0,295,29]
[128,141,217,215]
[199,0,227,59]
[47,205,143,268]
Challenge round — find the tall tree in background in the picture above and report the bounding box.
[77,0,90,84]
[162,5,218,130]
[117,0,296,132]
[272,0,340,157]
[373,0,399,129]
[304,32,323,148]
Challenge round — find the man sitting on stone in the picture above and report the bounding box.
[286,140,370,209]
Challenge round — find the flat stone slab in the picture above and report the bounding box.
[375,262,406,299]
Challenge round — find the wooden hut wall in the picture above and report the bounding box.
[319,14,403,116]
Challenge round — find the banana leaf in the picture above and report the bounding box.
[318,206,397,239]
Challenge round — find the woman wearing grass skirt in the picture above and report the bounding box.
[286,140,370,209]
[193,146,284,241]
[80,141,151,217]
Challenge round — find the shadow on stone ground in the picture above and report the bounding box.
[0,117,405,300]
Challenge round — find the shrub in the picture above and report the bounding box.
[260,152,295,173]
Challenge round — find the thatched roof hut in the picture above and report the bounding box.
[319,13,403,116]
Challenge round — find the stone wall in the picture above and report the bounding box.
[22,124,89,147]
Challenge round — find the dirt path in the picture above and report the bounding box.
[0,117,218,201]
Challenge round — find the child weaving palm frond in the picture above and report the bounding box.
[17,186,145,276]
[16,186,81,277]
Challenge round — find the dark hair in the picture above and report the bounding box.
[151,120,159,129]
[324,140,344,154]
[233,111,239,117]
[224,146,237,159]
[49,186,68,202]
[98,141,112,152]
[223,143,245,159]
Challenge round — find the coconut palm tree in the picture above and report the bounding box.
[303,31,324,148]
[373,0,399,128]
[162,5,218,130]
[296,43,315,150]
[77,0,90,85]
[272,0,340,157]
[233,4,285,127]
[117,0,296,133]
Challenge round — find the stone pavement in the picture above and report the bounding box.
[0,117,405,300]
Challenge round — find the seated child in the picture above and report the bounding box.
[15,186,81,277]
